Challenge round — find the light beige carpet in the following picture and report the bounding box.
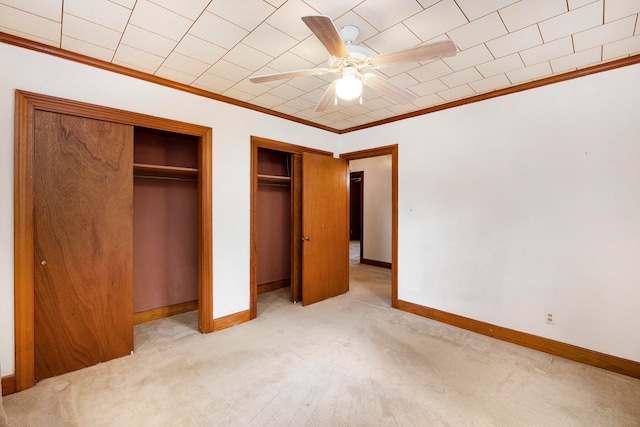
[4,252,640,426]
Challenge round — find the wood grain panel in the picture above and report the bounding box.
[133,300,198,325]
[290,154,302,303]
[14,91,214,391]
[301,153,349,305]
[213,310,251,331]
[34,111,134,381]
[397,300,640,379]
[1,375,16,396]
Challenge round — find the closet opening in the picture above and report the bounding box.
[133,127,200,326]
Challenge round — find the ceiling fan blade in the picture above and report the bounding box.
[364,75,416,104]
[372,40,457,68]
[315,81,337,112]
[302,15,349,58]
[250,68,331,83]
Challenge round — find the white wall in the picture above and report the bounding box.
[0,42,339,376]
[339,63,640,363]
[349,156,392,264]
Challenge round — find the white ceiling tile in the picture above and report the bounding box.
[568,0,599,9]
[162,51,210,76]
[486,25,542,58]
[0,4,61,43]
[364,23,422,56]
[287,75,328,91]
[207,60,253,81]
[268,83,306,99]
[112,58,155,73]
[468,73,511,93]
[264,0,286,7]
[440,67,484,87]
[407,60,453,81]
[448,12,508,50]
[322,111,350,122]
[573,15,636,51]
[333,11,379,44]
[366,108,395,120]
[221,87,258,102]
[120,24,176,56]
[155,66,197,84]
[412,93,445,108]
[147,0,210,20]
[539,1,603,42]
[1,0,61,21]
[64,0,130,31]
[455,0,519,20]
[520,36,574,66]
[242,23,298,57]
[499,0,567,32]
[476,53,524,77]
[272,103,301,115]
[61,35,114,61]
[193,73,235,93]
[175,35,227,65]
[385,73,420,89]
[603,34,640,60]
[302,0,362,19]
[231,79,273,96]
[506,61,553,84]
[62,14,122,50]
[549,46,602,72]
[437,84,476,101]
[377,62,421,78]
[604,0,640,23]
[409,79,448,96]
[354,0,423,31]
[207,0,275,32]
[290,35,331,65]
[189,11,248,49]
[0,24,58,46]
[266,52,314,72]
[224,43,273,71]
[252,92,287,108]
[404,0,468,42]
[265,0,318,41]
[284,97,316,110]
[387,102,418,115]
[129,0,193,41]
[443,44,494,71]
[360,96,393,110]
[113,44,165,72]
[111,0,136,8]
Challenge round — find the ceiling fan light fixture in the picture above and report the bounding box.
[335,67,362,100]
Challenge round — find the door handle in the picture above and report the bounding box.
[301,236,311,241]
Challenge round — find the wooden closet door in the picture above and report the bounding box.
[301,153,349,305]
[34,110,134,381]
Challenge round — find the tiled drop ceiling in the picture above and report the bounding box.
[1,0,640,132]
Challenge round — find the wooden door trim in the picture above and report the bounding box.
[250,136,332,319]
[340,145,398,308]
[14,90,213,391]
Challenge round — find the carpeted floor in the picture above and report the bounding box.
[4,243,640,426]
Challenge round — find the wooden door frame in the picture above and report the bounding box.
[249,136,332,319]
[14,90,214,392]
[340,145,398,308]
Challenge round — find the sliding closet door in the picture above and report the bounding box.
[301,153,349,305]
[33,110,134,380]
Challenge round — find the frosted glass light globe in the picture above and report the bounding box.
[335,68,362,100]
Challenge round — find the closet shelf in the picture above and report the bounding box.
[134,163,198,179]
[257,174,291,184]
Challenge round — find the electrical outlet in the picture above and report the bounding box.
[545,310,555,325]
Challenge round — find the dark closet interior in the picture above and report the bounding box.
[256,148,295,295]
[133,127,199,319]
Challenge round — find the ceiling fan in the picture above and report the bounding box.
[250,15,457,112]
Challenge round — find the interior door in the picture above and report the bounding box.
[301,152,349,305]
[34,110,134,381]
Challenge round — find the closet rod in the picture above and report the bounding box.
[134,174,197,182]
